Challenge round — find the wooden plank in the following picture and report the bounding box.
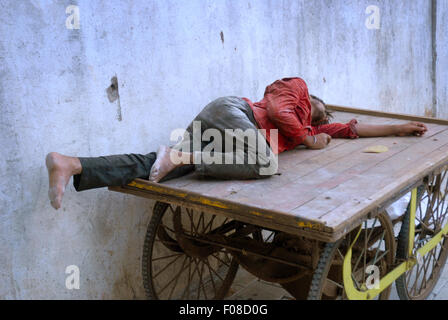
[305,129,448,221]
[328,144,448,240]
[224,136,399,213]
[224,120,447,213]
[331,112,408,124]
[293,129,448,232]
[279,117,405,169]
[327,104,448,125]
[224,137,387,211]
[109,180,335,242]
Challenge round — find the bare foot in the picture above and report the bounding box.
[149,146,191,183]
[45,152,81,210]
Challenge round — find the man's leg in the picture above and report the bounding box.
[194,129,277,180]
[149,96,278,181]
[46,151,156,209]
[73,153,157,191]
[192,97,277,179]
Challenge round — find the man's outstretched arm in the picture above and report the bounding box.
[304,121,429,150]
[354,121,428,137]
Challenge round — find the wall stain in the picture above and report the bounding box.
[106,76,122,121]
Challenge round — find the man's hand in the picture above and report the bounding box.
[396,122,428,137]
[304,133,332,149]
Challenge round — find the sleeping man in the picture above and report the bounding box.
[46,77,428,210]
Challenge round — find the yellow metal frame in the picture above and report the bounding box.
[343,188,448,300]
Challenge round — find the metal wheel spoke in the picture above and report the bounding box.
[363,221,368,285]
[158,256,189,298]
[326,278,344,289]
[180,257,194,300]
[195,259,206,300]
[351,274,361,290]
[308,212,394,300]
[434,187,443,223]
[147,203,238,300]
[418,254,430,293]
[185,208,193,233]
[336,248,345,261]
[160,223,176,235]
[153,254,183,279]
[373,231,386,265]
[168,204,177,215]
[187,258,203,299]
[353,244,367,275]
[372,249,389,267]
[199,262,209,300]
[186,208,197,235]
[191,258,204,299]
[438,185,448,219]
[193,259,204,299]
[152,253,183,262]
[203,257,226,282]
[409,266,420,296]
[210,253,231,268]
[400,175,448,298]
[166,256,190,299]
[204,258,218,295]
[405,264,415,287]
[201,213,206,233]
[203,215,216,233]
[195,213,205,236]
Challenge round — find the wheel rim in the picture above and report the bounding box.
[309,212,395,300]
[145,203,238,300]
[398,171,448,299]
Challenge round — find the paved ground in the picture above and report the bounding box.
[227,263,448,300]
[424,267,448,300]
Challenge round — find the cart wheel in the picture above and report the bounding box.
[396,173,448,300]
[308,212,395,300]
[142,201,239,300]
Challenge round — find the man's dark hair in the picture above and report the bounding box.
[310,94,333,124]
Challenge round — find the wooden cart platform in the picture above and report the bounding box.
[109,105,448,300]
[110,106,448,242]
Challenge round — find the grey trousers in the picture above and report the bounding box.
[73,96,277,191]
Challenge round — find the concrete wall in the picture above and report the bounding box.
[436,0,448,119]
[0,0,446,299]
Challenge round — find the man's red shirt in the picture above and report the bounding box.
[242,77,358,154]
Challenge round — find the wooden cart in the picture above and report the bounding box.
[109,105,448,300]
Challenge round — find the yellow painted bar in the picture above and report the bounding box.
[416,218,448,258]
[343,223,448,299]
[343,254,412,300]
[343,187,448,300]
[408,188,417,257]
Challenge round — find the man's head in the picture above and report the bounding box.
[310,94,333,126]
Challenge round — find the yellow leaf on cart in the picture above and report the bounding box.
[363,145,389,153]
